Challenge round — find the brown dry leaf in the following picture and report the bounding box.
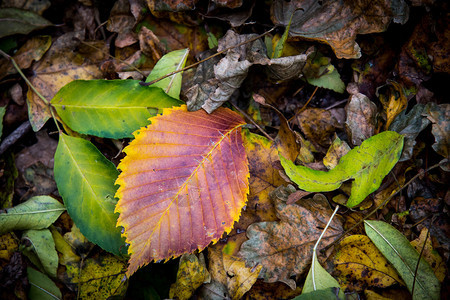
[27,32,102,131]
[107,0,138,48]
[0,0,51,15]
[334,235,403,292]
[345,83,377,146]
[205,0,254,27]
[410,228,447,282]
[294,108,340,148]
[200,244,261,300]
[239,185,343,289]
[138,26,166,61]
[271,0,409,59]
[377,80,408,129]
[169,253,211,300]
[221,130,283,256]
[0,35,51,80]
[186,30,310,113]
[323,136,350,169]
[423,102,449,158]
[146,0,198,11]
[252,93,299,162]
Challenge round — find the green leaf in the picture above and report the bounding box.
[145,49,189,99]
[51,80,183,138]
[0,8,52,38]
[272,13,293,59]
[22,229,58,278]
[306,67,345,93]
[0,106,5,140]
[365,220,440,299]
[54,133,126,255]
[27,267,62,300]
[0,196,65,235]
[294,288,340,300]
[207,32,218,49]
[303,252,343,298]
[280,131,404,208]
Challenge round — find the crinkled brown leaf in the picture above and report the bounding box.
[186,30,310,113]
[423,102,449,158]
[345,83,377,146]
[238,185,343,289]
[27,32,102,131]
[271,0,409,59]
[377,80,407,129]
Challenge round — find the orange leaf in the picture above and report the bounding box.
[115,105,249,276]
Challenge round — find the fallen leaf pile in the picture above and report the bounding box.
[0,0,448,299]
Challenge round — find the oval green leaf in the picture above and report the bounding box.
[0,196,65,235]
[365,220,440,299]
[27,267,62,300]
[145,48,189,99]
[51,80,183,138]
[54,133,126,255]
[0,8,52,38]
[22,229,58,278]
[280,131,404,208]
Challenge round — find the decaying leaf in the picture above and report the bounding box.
[423,102,449,158]
[377,80,408,129]
[294,108,340,148]
[410,228,447,282]
[28,32,102,131]
[389,103,431,161]
[271,0,409,59]
[186,30,311,113]
[200,244,261,300]
[0,35,51,80]
[280,131,404,208]
[365,220,440,299]
[323,136,350,169]
[239,185,343,289]
[345,83,377,146]
[64,253,127,299]
[334,235,403,292]
[115,105,249,276]
[170,253,211,300]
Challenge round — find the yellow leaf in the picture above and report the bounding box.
[169,253,211,300]
[334,235,403,292]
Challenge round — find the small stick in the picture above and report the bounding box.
[0,121,32,155]
[230,102,274,142]
[288,86,318,122]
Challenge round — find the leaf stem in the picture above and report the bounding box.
[312,205,339,290]
[0,49,61,132]
[322,159,449,253]
[412,228,429,296]
[140,27,276,87]
[229,102,274,142]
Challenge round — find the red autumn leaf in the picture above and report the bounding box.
[115,105,249,276]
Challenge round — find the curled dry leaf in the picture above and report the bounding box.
[115,105,249,276]
[239,185,343,290]
[345,83,377,146]
[423,102,449,158]
[377,80,407,129]
[271,0,409,59]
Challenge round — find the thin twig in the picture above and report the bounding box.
[230,102,274,142]
[288,86,318,122]
[0,121,32,155]
[140,27,276,87]
[322,159,448,253]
